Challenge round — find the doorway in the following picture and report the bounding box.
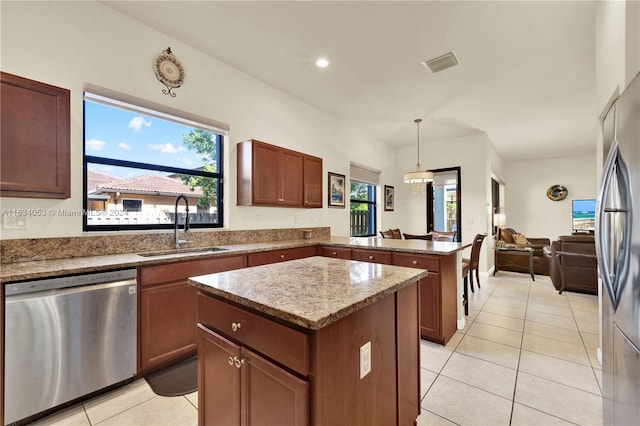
[426,167,461,242]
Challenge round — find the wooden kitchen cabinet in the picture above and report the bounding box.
[137,255,246,375]
[1,72,70,199]
[195,279,419,426]
[351,248,392,265]
[237,139,322,208]
[197,324,309,426]
[393,252,457,345]
[318,246,351,259]
[303,155,323,207]
[247,246,317,267]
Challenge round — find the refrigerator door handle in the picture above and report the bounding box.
[596,139,632,310]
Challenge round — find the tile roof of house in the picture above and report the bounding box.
[89,170,204,197]
[87,169,124,193]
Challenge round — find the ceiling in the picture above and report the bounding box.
[103,1,597,161]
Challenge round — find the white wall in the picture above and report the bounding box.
[395,131,502,273]
[504,154,597,242]
[0,1,397,239]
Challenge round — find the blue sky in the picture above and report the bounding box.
[84,101,206,178]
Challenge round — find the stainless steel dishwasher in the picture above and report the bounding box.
[4,269,137,424]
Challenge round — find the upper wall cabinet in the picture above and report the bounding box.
[1,72,70,199]
[237,139,322,208]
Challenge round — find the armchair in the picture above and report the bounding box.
[495,228,550,275]
[543,235,597,294]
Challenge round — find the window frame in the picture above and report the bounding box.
[82,91,225,232]
[349,180,377,237]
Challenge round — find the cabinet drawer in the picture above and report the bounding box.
[393,253,439,272]
[247,246,317,267]
[351,249,392,265]
[319,246,351,259]
[197,292,310,376]
[139,255,246,287]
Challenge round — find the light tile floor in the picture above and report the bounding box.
[418,271,602,426]
[32,271,601,426]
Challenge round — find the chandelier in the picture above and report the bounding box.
[403,118,434,196]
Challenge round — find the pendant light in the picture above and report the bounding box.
[403,118,434,196]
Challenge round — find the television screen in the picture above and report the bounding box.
[572,199,596,234]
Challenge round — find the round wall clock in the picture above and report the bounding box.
[154,47,184,97]
[546,184,568,201]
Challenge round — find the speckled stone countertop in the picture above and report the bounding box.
[0,235,468,283]
[189,256,428,330]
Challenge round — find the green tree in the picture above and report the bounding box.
[180,129,218,209]
[350,182,370,212]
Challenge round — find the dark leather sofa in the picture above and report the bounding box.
[495,228,550,275]
[543,235,598,294]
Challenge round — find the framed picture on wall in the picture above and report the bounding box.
[384,185,394,211]
[328,172,346,208]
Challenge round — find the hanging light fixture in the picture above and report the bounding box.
[403,118,434,196]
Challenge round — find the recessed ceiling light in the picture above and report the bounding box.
[316,58,329,68]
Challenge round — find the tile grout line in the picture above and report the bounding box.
[507,275,531,425]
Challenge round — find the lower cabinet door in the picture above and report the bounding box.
[197,324,242,426]
[241,347,309,426]
[197,324,309,426]
[419,274,442,342]
[140,281,196,372]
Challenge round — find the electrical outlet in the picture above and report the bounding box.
[2,215,29,230]
[360,341,371,379]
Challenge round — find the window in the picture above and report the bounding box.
[122,199,142,212]
[350,181,377,237]
[83,90,226,231]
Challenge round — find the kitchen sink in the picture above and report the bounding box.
[138,247,228,257]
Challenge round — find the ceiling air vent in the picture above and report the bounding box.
[422,50,459,74]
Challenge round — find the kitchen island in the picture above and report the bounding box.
[189,256,428,426]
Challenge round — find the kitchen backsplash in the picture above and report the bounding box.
[0,227,330,264]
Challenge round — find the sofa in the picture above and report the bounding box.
[495,228,550,276]
[543,235,598,294]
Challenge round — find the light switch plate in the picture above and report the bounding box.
[360,341,371,379]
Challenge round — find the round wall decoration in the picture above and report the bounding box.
[154,47,184,97]
[546,184,568,201]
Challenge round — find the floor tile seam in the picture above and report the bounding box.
[510,401,583,426]
[521,329,584,346]
[437,373,515,404]
[419,368,442,403]
[509,281,533,425]
[519,346,592,367]
[419,408,463,425]
[514,369,602,398]
[87,394,160,425]
[472,317,524,333]
[522,316,579,331]
[479,309,527,320]
[516,369,603,398]
[568,300,605,395]
[184,394,198,411]
[454,344,521,371]
[463,331,522,349]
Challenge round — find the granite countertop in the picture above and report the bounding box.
[189,256,428,330]
[0,236,469,283]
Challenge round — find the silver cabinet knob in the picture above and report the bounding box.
[231,322,242,332]
[228,356,234,366]
[412,260,418,265]
[369,255,374,260]
[233,356,245,368]
[280,254,285,259]
[332,251,337,255]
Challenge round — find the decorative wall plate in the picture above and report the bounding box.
[154,47,184,97]
[546,184,568,201]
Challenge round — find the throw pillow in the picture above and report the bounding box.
[512,233,530,245]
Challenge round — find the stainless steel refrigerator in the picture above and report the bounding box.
[597,70,640,425]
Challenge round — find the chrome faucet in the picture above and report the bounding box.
[174,195,190,249]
